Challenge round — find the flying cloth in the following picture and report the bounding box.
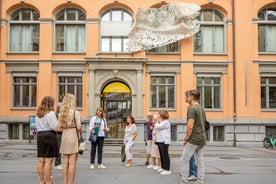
[127,2,201,52]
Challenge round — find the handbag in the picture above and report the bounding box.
[89,132,97,142]
[74,110,86,154]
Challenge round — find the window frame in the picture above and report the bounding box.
[54,8,86,53]
[12,73,37,109]
[258,7,276,53]
[9,8,40,52]
[57,73,83,108]
[261,76,276,110]
[149,74,176,109]
[194,8,226,54]
[100,8,133,53]
[196,75,222,110]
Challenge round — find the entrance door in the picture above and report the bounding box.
[104,99,131,139]
[101,82,132,139]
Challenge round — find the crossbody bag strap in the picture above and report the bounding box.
[74,110,80,139]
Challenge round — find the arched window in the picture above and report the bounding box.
[258,7,276,52]
[100,8,132,52]
[194,8,226,53]
[9,8,40,52]
[55,8,86,52]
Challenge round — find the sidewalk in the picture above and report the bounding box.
[1,142,276,184]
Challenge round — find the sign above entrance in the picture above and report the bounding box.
[103,82,131,93]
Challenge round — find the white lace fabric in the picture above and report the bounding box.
[127,2,201,52]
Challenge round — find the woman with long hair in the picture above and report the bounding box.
[89,107,109,169]
[124,115,138,167]
[58,94,82,184]
[35,96,58,184]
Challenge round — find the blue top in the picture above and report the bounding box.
[145,120,153,140]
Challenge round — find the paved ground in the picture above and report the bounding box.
[1,142,276,184]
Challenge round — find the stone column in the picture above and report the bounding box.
[136,69,143,118]
[88,67,95,117]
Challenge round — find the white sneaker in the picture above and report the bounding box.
[157,168,164,172]
[196,180,204,184]
[98,164,106,169]
[160,170,171,175]
[153,166,160,170]
[125,163,131,167]
[54,165,62,170]
[188,175,197,181]
[147,164,154,169]
[90,164,95,169]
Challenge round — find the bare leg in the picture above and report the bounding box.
[158,158,161,167]
[62,155,69,184]
[44,157,54,184]
[152,156,156,166]
[37,157,45,184]
[68,153,78,184]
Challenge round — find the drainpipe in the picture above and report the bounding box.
[232,0,237,147]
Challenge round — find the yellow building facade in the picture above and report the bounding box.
[0,0,275,147]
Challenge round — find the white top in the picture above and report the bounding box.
[155,119,171,144]
[35,111,58,132]
[124,124,137,141]
[89,116,109,137]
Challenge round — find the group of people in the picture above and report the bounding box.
[35,94,81,184]
[34,89,207,184]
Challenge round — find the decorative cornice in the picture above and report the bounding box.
[85,56,147,63]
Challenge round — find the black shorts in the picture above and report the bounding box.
[37,130,58,158]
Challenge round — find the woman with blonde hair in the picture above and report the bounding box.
[35,96,58,184]
[58,94,82,184]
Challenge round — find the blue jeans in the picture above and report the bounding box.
[189,155,198,177]
[90,136,104,164]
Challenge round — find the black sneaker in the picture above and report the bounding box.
[144,162,149,166]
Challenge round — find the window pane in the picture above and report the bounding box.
[56,9,65,20]
[12,10,20,21]
[22,9,31,21]
[214,86,220,108]
[269,87,276,108]
[22,85,30,106]
[258,25,265,52]
[215,11,223,21]
[204,86,212,108]
[159,76,166,84]
[197,77,203,85]
[9,124,19,139]
[78,10,86,20]
[168,76,174,84]
[56,25,65,51]
[261,86,266,108]
[267,8,276,21]
[101,38,110,51]
[111,38,121,52]
[123,38,129,52]
[269,78,276,84]
[204,77,212,84]
[14,85,20,106]
[112,10,122,21]
[203,10,213,21]
[159,86,166,108]
[213,126,224,141]
[67,9,76,21]
[123,12,132,21]
[267,26,276,52]
[168,86,175,108]
[33,11,39,21]
[101,12,110,21]
[258,10,265,20]
[151,77,157,84]
[151,86,157,108]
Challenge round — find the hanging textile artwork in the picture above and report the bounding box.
[127,2,201,52]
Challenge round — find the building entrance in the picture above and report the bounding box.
[102,82,131,139]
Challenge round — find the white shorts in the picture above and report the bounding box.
[146,140,152,154]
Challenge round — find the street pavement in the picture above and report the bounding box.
[1,142,276,184]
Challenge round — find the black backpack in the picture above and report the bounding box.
[205,120,210,131]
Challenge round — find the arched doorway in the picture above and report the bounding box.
[101,82,132,139]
